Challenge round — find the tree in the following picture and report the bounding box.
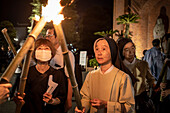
[61,1,81,46]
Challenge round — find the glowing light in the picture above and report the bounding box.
[34,15,40,21]
[42,0,64,25]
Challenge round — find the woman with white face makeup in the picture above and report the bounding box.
[14,39,67,113]
[75,37,135,113]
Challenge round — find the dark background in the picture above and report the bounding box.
[0,0,113,56]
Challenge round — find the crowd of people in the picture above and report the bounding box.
[0,24,170,113]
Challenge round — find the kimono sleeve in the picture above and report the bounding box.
[80,72,91,112]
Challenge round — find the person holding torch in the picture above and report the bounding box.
[45,25,75,112]
[14,39,67,113]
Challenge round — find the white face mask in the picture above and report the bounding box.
[35,50,52,62]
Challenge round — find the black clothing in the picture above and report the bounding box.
[21,66,67,113]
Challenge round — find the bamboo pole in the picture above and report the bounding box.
[0,17,46,84]
[2,28,17,55]
[53,23,83,110]
[1,28,23,68]
[15,43,34,113]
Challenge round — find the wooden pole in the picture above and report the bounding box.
[0,17,46,84]
[15,43,34,113]
[2,28,17,55]
[53,23,83,110]
[1,28,23,68]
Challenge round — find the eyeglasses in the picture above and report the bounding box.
[45,34,54,38]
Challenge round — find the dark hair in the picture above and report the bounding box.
[45,22,57,37]
[32,38,56,62]
[152,39,160,47]
[117,38,135,60]
[143,49,147,55]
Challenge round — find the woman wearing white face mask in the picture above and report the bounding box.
[14,39,67,113]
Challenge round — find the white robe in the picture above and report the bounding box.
[80,66,135,113]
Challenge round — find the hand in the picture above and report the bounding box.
[161,89,170,98]
[13,92,25,106]
[43,92,52,104]
[160,82,167,90]
[75,107,85,113]
[90,99,107,109]
[0,83,12,104]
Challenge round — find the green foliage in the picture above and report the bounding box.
[28,0,42,33]
[0,21,16,50]
[94,29,114,37]
[89,58,99,67]
[116,13,140,25]
[116,13,140,38]
[94,13,140,39]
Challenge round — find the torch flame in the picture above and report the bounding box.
[42,0,64,25]
[34,14,40,21]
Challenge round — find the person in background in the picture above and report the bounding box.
[117,38,155,113]
[0,83,12,104]
[75,37,135,113]
[154,33,170,113]
[143,39,164,82]
[7,46,14,65]
[14,39,67,113]
[141,49,147,60]
[45,25,75,112]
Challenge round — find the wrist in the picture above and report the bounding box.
[49,98,61,105]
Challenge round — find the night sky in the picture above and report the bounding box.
[0,0,112,25]
[0,0,113,55]
[0,0,32,26]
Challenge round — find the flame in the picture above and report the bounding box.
[34,15,40,21]
[42,0,64,25]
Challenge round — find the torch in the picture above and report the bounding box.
[53,23,83,110]
[0,17,46,84]
[15,43,34,113]
[41,0,83,110]
[1,28,17,56]
[15,17,38,113]
[1,28,23,68]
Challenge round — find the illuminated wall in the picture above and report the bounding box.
[113,0,170,59]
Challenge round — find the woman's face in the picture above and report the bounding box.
[35,45,52,62]
[123,42,135,62]
[94,40,112,65]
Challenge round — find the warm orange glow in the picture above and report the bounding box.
[42,0,64,25]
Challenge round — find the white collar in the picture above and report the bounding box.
[123,58,136,65]
[99,65,114,74]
